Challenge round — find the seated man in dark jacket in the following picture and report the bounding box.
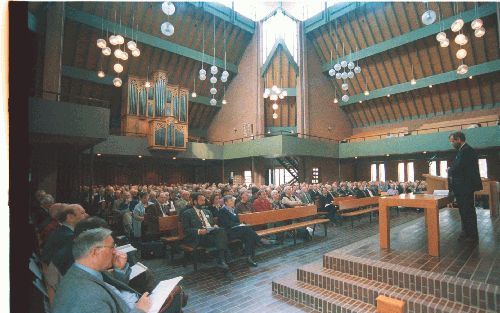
[217,196,266,267]
[180,193,233,279]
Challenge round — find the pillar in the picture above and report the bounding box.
[42,3,65,100]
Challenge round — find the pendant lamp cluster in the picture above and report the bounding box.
[160,1,176,37]
[96,7,141,87]
[198,17,229,106]
[434,3,487,75]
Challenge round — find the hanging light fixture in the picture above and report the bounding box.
[210,97,217,106]
[131,22,141,57]
[342,95,349,102]
[272,112,278,119]
[161,22,175,37]
[113,77,122,87]
[97,70,105,78]
[97,13,107,48]
[199,19,206,81]
[162,1,176,16]
[474,27,485,38]
[272,102,278,111]
[410,65,416,85]
[436,32,447,42]
[191,76,197,98]
[454,33,468,45]
[364,80,369,96]
[144,65,151,88]
[451,19,464,32]
[222,86,227,105]
[421,2,436,25]
[364,90,369,96]
[456,48,467,59]
[113,63,123,74]
[457,62,468,75]
[439,38,450,47]
[471,18,483,30]
[333,85,338,104]
[102,47,111,56]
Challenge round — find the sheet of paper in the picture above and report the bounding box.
[29,258,43,280]
[130,262,148,280]
[116,244,137,253]
[433,190,449,196]
[147,276,183,313]
[33,279,48,297]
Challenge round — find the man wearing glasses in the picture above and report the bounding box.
[52,228,151,313]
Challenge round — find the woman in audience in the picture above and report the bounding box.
[253,190,272,212]
[208,193,223,217]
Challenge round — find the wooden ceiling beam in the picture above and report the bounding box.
[340,59,500,106]
[65,6,239,73]
[321,3,497,72]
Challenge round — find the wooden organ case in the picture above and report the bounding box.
[121,70,189,151]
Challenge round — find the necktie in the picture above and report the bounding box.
[160,204,167,216]
[196,209,211,228]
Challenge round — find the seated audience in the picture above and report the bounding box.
[252,191,272,212]
[270,190,286,210]
[281,186,303,208]
[132,192,151,241]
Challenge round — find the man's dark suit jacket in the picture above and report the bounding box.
[41,224,74,264]
[217,207,241,230]
[449,143,482,195]
[353,188,366,198]
[318,193,333,210]
[181,207,216,244]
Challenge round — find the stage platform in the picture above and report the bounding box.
[273,208,499,313]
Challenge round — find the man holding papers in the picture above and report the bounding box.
[180,193,233,279]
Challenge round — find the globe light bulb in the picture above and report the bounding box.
[341,83,348,91]
[342,95,349,102]
[347,71,354,79]
[354,66,361,74]
[347,61,355,70]
[210,98,217,106]
[278,94,284,99]
[411,78,416,85]
[97,70,105,78]
[115,35,124,45]
[144,81,151,88]
[191,92,197,98]
[199,74,206,81]
[114,49,123,58]
[102,47,111,56]
[333,98,338,104]
[220,76,227,83]
[341,72,348,80]
[421,10,436,25]
[264,88,271,95]
[210,76,217,84]
[282,90,287,97]
[272,112,278,119]
[454,34,468,45]
[131,48,140,57]
[471,18,483,30]
[328,69,336,77]
[457,64,468,75]
[272,103,278,110]
[270,94,278,101]
[222,99,227,105]
[271,85,278,92]
[109,35,117,45]
[120,51,128,61]
[340,60,348,67]
[210,65,218,75]
[162,1,176,16]
[97,38,107,49]
[160,22,174,36]
[263,92,269,98]
[210,87,217,95]
[436,31,447,42]
[222,70,229,78]
[127,40,137,51]
[113,63,123,73]
[335,73,341,80]
[199,68,206,76]
[364,90,369,96]
[456,48,467,60]
[474,27,485,38]
[113,77,122,87]
[439,38,450,48]
[451,18,464,32]
[334,63,341,71]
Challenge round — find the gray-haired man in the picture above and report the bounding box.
[52,228,151,313]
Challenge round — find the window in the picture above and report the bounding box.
[478,158,488,178]
[439,161,448,178]
[378,164,386,182]
[398,162,405,182]
[429,161,437,176]
[269,168,294,185]
[407,162,415,182]
[262,9,298,64]
[370,164,377,181]
[312,167,319,183]
[244,171,252,184]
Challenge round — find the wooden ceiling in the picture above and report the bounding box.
[30,1,254,130]
[307,2,500,127]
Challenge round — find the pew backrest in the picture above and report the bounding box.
[239,205,317,226]
[336,196,380,211]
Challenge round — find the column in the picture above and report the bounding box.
[42,3,65,100]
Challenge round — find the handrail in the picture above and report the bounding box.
[344,119,499,142]
[36,90,110,108]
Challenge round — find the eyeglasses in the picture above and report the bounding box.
[97,243,117,250]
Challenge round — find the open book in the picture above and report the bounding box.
[147,276,183,313]
[130,262,148,280]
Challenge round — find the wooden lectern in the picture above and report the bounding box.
[422,174,448,194]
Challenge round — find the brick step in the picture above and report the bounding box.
[298,263,494,313]
[323,252,499,312]
[273,273,377,313]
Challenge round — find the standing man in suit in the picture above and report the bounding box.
[448,131,482,243]
[181,193,233,279]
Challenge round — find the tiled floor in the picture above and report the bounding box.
[142,207,498,312]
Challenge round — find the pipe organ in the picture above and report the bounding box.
[121,70,188,151]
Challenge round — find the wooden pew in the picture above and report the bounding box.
[336,196,380,227]
[158,215,182,261]
[239,205,330,243]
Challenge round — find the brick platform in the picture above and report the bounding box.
[273,208,499,313]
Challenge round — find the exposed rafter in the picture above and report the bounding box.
[188,2,255,34]
[340,59,500,106]
[64,6,239,74]
[321,3,497,72]
[262,39,299,77]
[61,65,221,108]
[304,2,368,34]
